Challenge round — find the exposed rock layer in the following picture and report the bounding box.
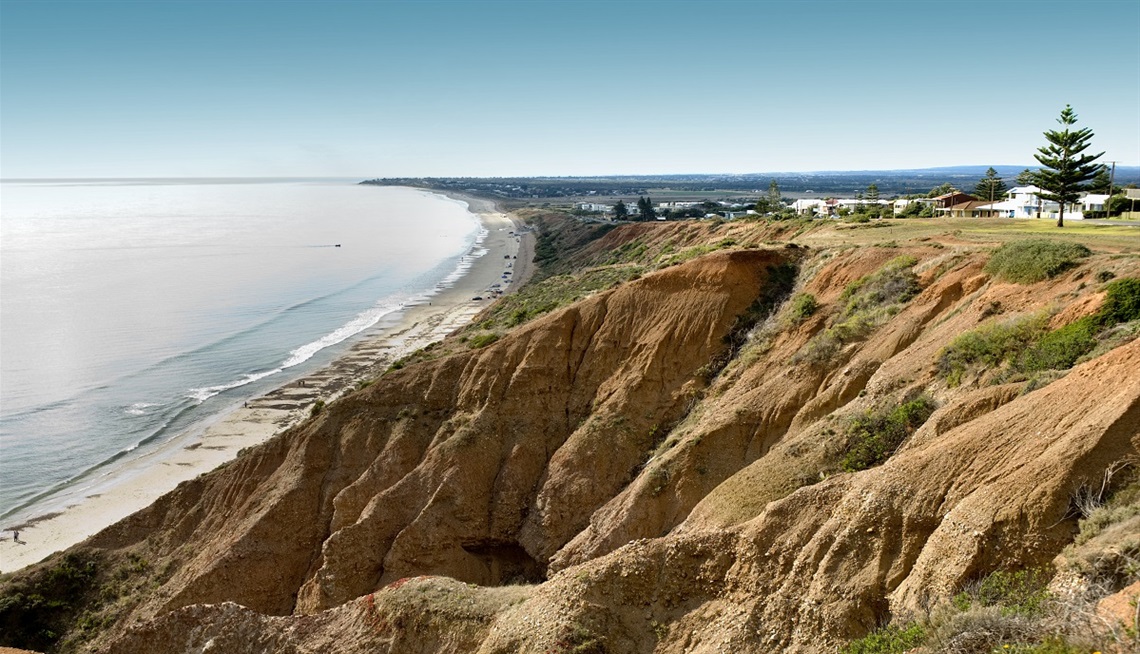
[4,226,1139,654]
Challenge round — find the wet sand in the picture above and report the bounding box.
[0,192,533,573]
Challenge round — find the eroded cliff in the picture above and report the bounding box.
[2,216,1138,654]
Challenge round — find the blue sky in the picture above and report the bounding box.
[2,0,1137,178]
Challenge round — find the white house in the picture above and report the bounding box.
[978,186,1103,220]
[893,198,936,214]
[792,198,827,216]
[981,186,1056,219]
[576,202,612,213]
[1080,193,1111,213]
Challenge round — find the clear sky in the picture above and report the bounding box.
[2,0,1137,178]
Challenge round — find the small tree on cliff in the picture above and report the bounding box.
[1033,105,1103,227]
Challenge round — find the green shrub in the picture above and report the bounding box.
[1014,316,1097,373]
[1095,277,1140,327]
[309,399,325,417]
[841,396,937,472]
[794,256,921,366]
[0,552,101,652]
[468,332,500,349]
[792,331,841,366]
[939,278,1140,384]
[787,293,819,324]
[841,623,926,654]
[474,264,645,330]
[953,569,1053,618]
[937,314,1050,385]
[984,240,1091,284]
[840,256,920,313]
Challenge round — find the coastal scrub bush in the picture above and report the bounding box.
[0,551,101,652]
[468,332,500,349]
[834,255,920,337]
[1014,317,1098,373]
[1063,468,1140,592]
[937,313,1051,385]
[953,569,1053,618]
[706,263,798,379]
[939,278,1140,385]
[473,264,645,330]
[787,292,818,324]
[309,399,325,417]
[841,395,936,472]
[793,255,921,365]
[1095,277,1140,326]
[921,569,1054,652]
[841,622,926,654]
[1070,471,1140,547]
[984,240,1092,284]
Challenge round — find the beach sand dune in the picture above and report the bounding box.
[0,196,531,574]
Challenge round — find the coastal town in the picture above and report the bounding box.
[573,181,1137,223]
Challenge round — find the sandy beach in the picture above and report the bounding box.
[0,191,533,573]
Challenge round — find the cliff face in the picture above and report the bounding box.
[84,249,792,628]
[4,221,1139,654]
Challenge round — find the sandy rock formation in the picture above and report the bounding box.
[4,230,1139,654]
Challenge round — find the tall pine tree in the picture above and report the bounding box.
[1033,105,1103,227]
[973,167,1008,202]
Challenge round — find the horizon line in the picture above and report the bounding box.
[4,163,1138,184]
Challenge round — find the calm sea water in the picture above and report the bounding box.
[0,180,483,522]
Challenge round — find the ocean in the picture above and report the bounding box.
[0,180,484,524]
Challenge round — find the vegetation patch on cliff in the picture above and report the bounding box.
[0,549,161,653]
[472,265,646,332]
[841,395,937,472]
[939,278,1140,385]
[846,567,1130,653]
[795,255,922,365]
[985,239,1092,284]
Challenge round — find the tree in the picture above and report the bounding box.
[613,200,628,220]
[636,196,656,221]
[927,183,954,198]
[1090,165,1113,195]
[766,179,781,210]
[973,167,1008,202]
[1016,168,1038,186]
[1033,105,1104,227]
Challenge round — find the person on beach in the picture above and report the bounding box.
[12,530,21,544]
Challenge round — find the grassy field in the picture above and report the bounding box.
[796,217,1139,252]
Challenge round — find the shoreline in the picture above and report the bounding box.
[0,190,534,573]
